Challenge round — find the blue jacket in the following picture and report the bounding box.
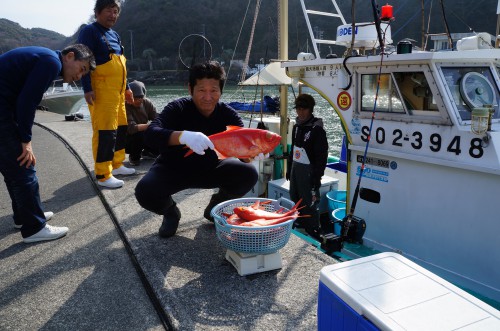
[78,22,124,93]
[0,46,62,142]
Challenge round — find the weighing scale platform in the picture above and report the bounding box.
[225,250,282,276]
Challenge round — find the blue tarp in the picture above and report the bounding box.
[228,95,279,114]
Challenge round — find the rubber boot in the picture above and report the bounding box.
[204,190,241,222]
[159,202,182,238]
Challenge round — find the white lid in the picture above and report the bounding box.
[320,252,500,331]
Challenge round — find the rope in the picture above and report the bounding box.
[241,0,262,82]
[223,0,253,91]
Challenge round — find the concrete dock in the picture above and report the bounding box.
[0,110,338,330]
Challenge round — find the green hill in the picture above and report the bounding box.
[1,0,497,77]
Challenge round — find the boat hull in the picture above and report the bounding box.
[284,49,500,305]
[39,92,85,115]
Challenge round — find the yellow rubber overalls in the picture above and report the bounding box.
[88,53,128,181]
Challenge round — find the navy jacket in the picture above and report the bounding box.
[77,22,124,93]
[145,97,243,170]
[0,46,62,142]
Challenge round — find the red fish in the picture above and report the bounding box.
[184,126,281,158]
[233,198,304,221]
[239,213,309,227]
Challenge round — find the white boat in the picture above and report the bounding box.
[38,79,85,115]
[281,1,500,307]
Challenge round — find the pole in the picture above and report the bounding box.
[128,30,134,61]
[278,0,289,178]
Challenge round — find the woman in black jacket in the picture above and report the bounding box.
[287,94,328,240]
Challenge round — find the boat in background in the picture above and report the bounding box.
[228,95,280,114]
[38,79,85,115]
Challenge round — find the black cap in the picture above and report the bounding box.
[294,93,315,111]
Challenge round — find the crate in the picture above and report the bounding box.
[267,175,338,214]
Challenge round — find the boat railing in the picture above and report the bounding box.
[299,0,347,59]
[46,79,82,95]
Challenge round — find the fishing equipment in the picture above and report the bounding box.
[321,0,388,254]
[211,197,297,275]
[178,34,212,69]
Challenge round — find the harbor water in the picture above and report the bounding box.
[79,85,344,157]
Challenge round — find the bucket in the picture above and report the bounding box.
[332,208,346,235]
[326,190,347,218]
[397,40,412,54]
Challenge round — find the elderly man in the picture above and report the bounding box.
[125,80,158,166]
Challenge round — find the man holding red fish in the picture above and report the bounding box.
[135,61,270,238]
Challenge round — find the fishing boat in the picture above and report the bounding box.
[281,0,500,307]
[38,79,85,115]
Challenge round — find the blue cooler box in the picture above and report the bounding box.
[318,252,500,331]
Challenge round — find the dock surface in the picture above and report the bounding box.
[0,111,337,330]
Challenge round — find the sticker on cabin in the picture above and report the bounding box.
[356,166,389,183]
[337,91,351,110]
[350,117,361,134]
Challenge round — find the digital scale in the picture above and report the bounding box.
[225,249,283,276]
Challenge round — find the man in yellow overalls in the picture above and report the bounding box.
[78,0,135,188]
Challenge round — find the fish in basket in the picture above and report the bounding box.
[211,197,301,255]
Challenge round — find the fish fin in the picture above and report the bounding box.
[214,148,228,159]
[225,125,242,131]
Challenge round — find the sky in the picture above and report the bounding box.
[2,0,96,37]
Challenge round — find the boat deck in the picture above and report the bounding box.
[0,110,339,330]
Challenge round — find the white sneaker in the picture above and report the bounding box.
[44,211,54,221]
[112,165,136,176]
[97,176,124,188]
[23,224,68,243]
[14,211,54,229]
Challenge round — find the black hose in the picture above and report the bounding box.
[35,122,173,331]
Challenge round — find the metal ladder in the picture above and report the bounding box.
[299,0,346,59]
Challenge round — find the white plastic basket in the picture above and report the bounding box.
[211,197,296,254]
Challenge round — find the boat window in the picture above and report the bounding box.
[441,66,500,121]
[361,74,405,113]
[392,72,438,114]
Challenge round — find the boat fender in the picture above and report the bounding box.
[297,52,315,61]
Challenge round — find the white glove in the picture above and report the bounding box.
[179,131,214,155]
[253,152,270,161]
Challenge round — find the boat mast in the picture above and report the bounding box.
[241,0,262,82]
[496,0,500,48]
[278,0,289,177]
[421,0,425,49]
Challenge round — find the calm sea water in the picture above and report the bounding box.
[80,85,344,157]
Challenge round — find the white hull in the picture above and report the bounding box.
[284,49,500,304]
[39,80,85,115]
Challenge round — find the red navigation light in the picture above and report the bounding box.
[381,4,393,21]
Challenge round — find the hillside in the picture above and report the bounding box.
[1,0,498,77]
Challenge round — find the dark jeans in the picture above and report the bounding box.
[289,162,320,235]
[135,158,258,215]
[0,116,46,238]
[125,131,157,161]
